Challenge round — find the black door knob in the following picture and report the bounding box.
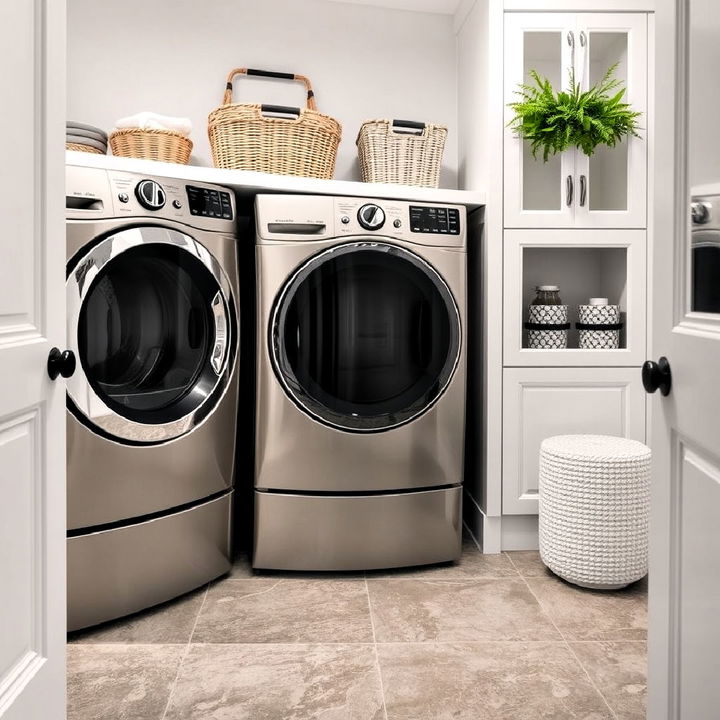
[47,347,76,380]
[642,356,672,396]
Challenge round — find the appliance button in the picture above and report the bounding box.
[393,219,402,228]
[341,215,350,224]
[172,199,182,209]
[117,193,129,203]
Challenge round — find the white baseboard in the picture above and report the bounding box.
[463,491,502,553]
[501,514,539,551]
[463,491,540,552]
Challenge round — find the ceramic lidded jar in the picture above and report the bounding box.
[525,285,569,349]
[576,297,622,349]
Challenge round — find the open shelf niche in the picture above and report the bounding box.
[522,246,627,350]
[503,229,647,367]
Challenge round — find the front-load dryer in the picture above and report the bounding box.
[66,164,240,630]
[253,194,467,571]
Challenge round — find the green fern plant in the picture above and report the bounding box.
[508,64,642,161]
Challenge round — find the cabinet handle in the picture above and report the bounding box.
[579,175,587,206]
[566,175,574,206]
[566,32,576,90]
[579,31,587,47]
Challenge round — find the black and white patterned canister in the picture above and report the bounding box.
[576,300,622,349]
[525,305,569,349]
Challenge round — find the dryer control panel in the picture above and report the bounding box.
[255,195,466,249]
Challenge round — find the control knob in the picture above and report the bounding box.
[691,201,710,225]
[357,203,385,231]
[135,179,166,210]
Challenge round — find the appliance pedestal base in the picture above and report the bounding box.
[68,492,232,632]
[253,486,461,571]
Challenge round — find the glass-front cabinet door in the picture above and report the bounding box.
[574,14,647,228]
[504,12,648,229]
[504,13,577,228]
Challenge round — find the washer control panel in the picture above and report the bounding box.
[65,165,237,233]
[186,185,234,220]
[409,205,460,235]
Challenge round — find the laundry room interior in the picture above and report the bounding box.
[4,0,720,718]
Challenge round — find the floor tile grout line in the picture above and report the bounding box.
[365,575,390,720]
[508,557,620,720]
[160,582,209,720]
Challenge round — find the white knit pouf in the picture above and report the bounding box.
[539,434,651,590]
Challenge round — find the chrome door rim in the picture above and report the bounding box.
[66,226,236,444]
[269,239,462,433]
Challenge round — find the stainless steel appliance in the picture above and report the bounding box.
[253,194,467,570]
[66,165,240,630]
[691,187,720,313]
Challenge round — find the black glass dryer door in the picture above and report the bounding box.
[66,227,235,443]
[271,242,461,432]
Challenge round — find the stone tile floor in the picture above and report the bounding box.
[67,535,647,719]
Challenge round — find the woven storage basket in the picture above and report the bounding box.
[109,128,192,164]
[356,119,448,188]
[208,68,341,178]
[539,434,651,590]
[66,142,104,155]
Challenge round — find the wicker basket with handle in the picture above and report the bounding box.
[356,119,448,188]
[208,68,341,178]
[109,128,192,164]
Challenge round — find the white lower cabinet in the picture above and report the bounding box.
[502,366,646,515]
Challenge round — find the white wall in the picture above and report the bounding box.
[67,0,458,186]
[456,0,487,191]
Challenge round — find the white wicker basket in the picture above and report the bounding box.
[539,434,651,589]
[356,119,447,187]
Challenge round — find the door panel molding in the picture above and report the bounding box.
[664,432,720,719]
[0,408,44,714]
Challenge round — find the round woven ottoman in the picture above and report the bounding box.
[539,434,651,590]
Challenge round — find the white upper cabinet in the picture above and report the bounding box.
[504,12,648,229]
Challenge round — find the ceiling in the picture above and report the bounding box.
[324,0,463,15]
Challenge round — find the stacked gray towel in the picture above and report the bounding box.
[66,121,108,154]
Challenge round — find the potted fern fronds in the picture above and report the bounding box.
[508,64,642,161]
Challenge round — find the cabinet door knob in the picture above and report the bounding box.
[47,347,76,380]
[642,357,672,396]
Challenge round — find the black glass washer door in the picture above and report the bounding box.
[66,227,235,444]
[271,241,461,432]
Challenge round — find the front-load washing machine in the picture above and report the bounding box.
[66,165,240,630]
[253,194,466,570]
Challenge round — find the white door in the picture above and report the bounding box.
[0,1,67,718]
[574,13,648,229]
[648,1,720,718]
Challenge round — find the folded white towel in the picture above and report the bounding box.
[114,111,192,137]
